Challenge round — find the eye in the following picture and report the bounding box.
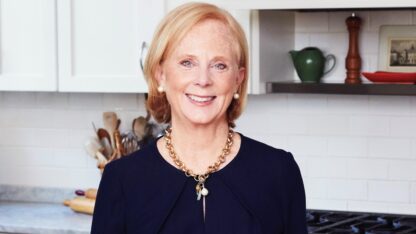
[214,63,227,70]
[180,60,193,68]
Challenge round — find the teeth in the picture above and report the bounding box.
[187,94,214,103]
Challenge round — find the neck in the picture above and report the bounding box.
[167,118,230,174]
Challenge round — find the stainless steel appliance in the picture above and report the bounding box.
[307,210,416,233]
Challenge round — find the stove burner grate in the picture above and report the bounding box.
[307,210,416,234]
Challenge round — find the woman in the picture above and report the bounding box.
[91,2,307,234]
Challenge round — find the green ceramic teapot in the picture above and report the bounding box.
[289,47,336,83]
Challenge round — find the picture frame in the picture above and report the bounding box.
[378,25,416,72]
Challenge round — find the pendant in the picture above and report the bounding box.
[196,183,209,200]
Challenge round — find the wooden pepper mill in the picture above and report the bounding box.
[345,13,362,84]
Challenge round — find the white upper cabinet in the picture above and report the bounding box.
[57,0,164,93]
[168,0,416,10]
[0,0,57,91]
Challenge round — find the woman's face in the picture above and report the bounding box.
[157,19,245,127]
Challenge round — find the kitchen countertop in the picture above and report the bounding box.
[0,201,92,234]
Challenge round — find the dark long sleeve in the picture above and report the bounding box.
[89,134,308,234]
[284,153,308,234]
[91,161,126,234]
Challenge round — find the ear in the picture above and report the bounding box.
[155,64,166,87]
[236,67,245,87]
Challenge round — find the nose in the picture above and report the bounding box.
[194,67,213,87]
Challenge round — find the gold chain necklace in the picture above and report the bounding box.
[164,127,234,200]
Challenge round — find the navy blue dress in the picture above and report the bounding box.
[91,134,307,234]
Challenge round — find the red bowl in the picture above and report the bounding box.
[362,71,416,84]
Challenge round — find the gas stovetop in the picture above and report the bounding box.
[307,210,416,234]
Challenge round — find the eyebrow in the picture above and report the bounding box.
[176,54,232,62]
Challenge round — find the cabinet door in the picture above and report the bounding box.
[0,0,57,91]
[57,0,164,93]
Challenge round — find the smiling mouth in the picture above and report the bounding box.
[186,94,216,103]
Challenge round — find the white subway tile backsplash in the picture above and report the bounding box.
[369,10,413,32]
[269,114,308,135]
[287,136,327,157]
[350,202,416,215]
[388,203,416,215]
[328,11,353,33]
[321,54,346,83]
[308,157,347,178]
[327,95,369,114]
[0,109,23,128]
[413,140,416,158]
[369,137,412,159]
[294,156,308,178]
[368,181,410,203]
[390,117,416,137]
[287,94,327,113]
[328,137,368,157]
[102,93,140,110]
[360,32,379,54]
[0,147,54,167]
[0,128,70,148]
[307,198,348,211]
[239,115,308,136]
[389,160,416,181]
[0,92,37,108]
[237,113,276,134]
[327,179,367,200]
[68,93,103,109]
[245,94,288,114]
[309,33,348,54]
[68,129,95,149]
[362,54,379,73]
[61,110,103,130]
[412,183,416,204]
[307,115,349,135]
[35,93,69,109]
[347,201,390,213]
[294,33,310,50]
[347,158,389,180]
[65,168,101,188]
[369,96,412,116]
[348,116,390,137]
[304,178,328,199]
[295,12,329,33]
[51,148,89,168]
[248,134,289,151]
[413,10,416,24]
[411,97,416,115]
[0,166,70,188]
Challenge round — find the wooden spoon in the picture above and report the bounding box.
[97,128,112,160]
[103,112,118,149]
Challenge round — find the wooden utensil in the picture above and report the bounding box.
[103,112,118,149]
[133,116,148,141]
[84,138,108,165]
[85,188,98,200]
[64,197,95,215]
[97,128,112,160]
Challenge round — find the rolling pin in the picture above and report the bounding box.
[64,197,95,215]
[85,188,98,200]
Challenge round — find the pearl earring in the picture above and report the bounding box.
[157,86,164,93]
[233,92,240,100]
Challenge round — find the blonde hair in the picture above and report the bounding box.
[144,2,249,128]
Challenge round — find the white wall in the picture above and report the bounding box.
[0,10,416,214]
[238,94,416,215]
[0,92,148,189]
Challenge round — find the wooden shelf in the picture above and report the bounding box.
[266,82,416,96]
